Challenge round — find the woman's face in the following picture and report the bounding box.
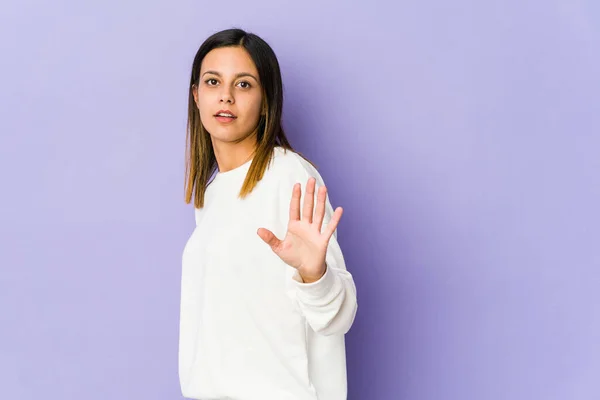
[193,46,264,144]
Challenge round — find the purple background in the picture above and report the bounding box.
[1,1,599,399]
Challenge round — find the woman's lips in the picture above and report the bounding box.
[214,116,237,123]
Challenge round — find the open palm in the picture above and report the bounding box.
[257,177,343,283]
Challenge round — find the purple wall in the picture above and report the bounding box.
[1,1,599,399]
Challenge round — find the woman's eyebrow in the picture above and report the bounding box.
[201,70,258,82]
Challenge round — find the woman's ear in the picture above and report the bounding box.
[192,84,199,105]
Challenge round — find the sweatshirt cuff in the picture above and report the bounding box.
[292,264,337,300]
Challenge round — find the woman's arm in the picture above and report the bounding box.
[258,163,358,336]
[290,219,358,336]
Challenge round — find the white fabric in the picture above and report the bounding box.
[179,146,358,400]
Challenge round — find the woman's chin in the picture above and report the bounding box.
[208,131,249,144]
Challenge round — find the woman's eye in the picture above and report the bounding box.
[204,79,251,88]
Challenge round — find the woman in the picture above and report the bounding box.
[179,28,358,400]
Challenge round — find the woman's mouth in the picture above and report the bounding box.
[214,111,237,123]
[214,115,237,123]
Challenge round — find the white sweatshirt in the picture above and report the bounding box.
[178,146,358,400]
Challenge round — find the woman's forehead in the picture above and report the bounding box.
[201,47,258,76]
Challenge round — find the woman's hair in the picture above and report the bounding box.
[184,27,315,208]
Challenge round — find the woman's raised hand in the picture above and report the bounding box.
[257,177,343,283]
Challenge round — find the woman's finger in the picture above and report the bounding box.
[302,177,316,223]
[289,183,301,221]
[257,227,282,251]
[323,207,343,240]
[313,185,327,232]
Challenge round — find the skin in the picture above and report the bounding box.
[192,46,344,284]
[258,178,344,283]
[192,46,263,173]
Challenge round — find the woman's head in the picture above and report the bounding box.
[192,46,265,145]
[184,28,300,208]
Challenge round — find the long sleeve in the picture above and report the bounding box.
[291,225,358,336]
[180,146,354,400]
[279,163,358,336]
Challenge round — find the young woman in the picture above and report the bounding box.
[179,28,358,400]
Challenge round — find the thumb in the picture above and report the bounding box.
[257,228,282,251]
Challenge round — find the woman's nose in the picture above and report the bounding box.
[220,88,234,104]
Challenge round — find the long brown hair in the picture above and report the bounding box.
[184,28,316,208]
